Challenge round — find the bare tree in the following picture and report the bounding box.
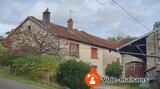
[11,26,69,59]
[107,31,134,41]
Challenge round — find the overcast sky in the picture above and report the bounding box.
[0,0,160,38]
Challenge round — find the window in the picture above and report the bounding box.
[91,47,98,59]
[27,26,32,32]
[90,66,97,71]
[70,43,79,58]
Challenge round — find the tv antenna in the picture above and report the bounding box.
[69,10,76,18]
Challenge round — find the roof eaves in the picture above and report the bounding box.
[116,30,159,50]
[7,17,30,38]
[29,16,59,38]
[67,37,116,51]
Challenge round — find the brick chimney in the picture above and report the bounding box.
[67,18,73,30]
[43,8,50,24]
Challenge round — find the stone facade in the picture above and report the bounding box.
[146,30,160,80]
[102,49,121,76]
[8,18,123,76]
[9,18,62,56]
[10,19,57,48]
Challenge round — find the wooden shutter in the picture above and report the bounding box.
[91,48,97,59]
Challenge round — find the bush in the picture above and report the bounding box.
[0,43,21,66]
[0,43,8,66]
[105,60,123,78]
[11,55,34,74]
[11,55,59,83]
[56,59,90,89]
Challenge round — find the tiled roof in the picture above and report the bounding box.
[48,23,118,49]
[114,38,135,48]
[33,17,119,49]
[9,16,134,50]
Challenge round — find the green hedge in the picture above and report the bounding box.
[105,60,123,78]
[11,55,59,83]
[56,59,90,89]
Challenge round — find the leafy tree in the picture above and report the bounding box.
[105,60,123,78]
[153,22,160,30]
[0,43,6,58]
[56,59,90,89]
[0,43,7,65]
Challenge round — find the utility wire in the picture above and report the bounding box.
[142,0,160,15]
[111,0,151,31]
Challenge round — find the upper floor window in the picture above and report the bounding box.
[27,26,32,32]
[70,43,79,58]
[91,47,98,59]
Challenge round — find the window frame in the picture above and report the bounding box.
[69,42,79,58]
[91,47,98,59]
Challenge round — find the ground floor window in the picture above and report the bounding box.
[91,65,98,71]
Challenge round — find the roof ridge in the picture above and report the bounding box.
[13,16,132,50]
[80,30,114,43]
[32,17,113,43]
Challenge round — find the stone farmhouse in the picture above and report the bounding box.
[2,8,160,80]
[118,28,160,87]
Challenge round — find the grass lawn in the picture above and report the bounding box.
[0,68,62,89]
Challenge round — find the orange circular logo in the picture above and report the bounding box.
[84,71,100,87]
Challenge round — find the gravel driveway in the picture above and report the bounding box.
[0,77,43,89]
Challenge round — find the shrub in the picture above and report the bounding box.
[11,55,59,83]
[105,60,123,78]
[0,43,15,67]
[30,55,59,82]
[56,59,90,89]
[0,43,7,66]
[0,43,22,66]
[11,55,34,74]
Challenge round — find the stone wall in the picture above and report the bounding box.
[146,30,160,80]
[9,19,62,58]
[102,49,121,76]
